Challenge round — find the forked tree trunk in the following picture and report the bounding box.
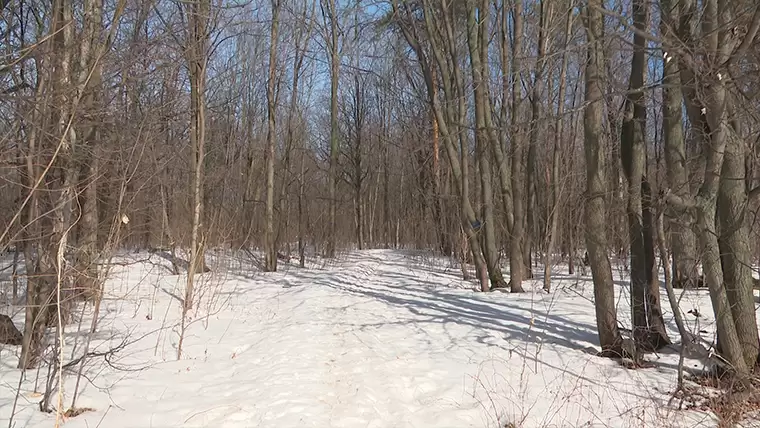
[466,0,504,290]
[665,0,760,376]
[393,0,489,287]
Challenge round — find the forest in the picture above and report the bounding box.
[1,0,760,426]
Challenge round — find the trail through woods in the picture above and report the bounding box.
[1,250,725,427]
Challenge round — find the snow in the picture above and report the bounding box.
[0,249,724,427]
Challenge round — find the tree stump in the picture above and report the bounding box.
[0,315,22,345]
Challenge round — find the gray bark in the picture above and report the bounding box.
[466,0,505,289]
[324,0,339,258]
[264,0,280,272]
[185,0,211,311]
[509,0,526,293]
[583,0,624,357]
[660,0,698,289]
[621,0,670,351]
[544,6,573,293]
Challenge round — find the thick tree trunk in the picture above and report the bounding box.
[718,128,759,368]
[661,0,698,289]
[667,0,758,376]
[75,0,105,301]
[621,0,670,351]
[583,0,624,357]
[78,144,100,299]
[19,76,45,370]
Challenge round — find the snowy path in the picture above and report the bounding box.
[172,252,489,427]
[1,250,718,427]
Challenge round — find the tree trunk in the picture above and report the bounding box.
[621,0,670,351]
[661,0,698,289]
[393,0,489,286]
[525,0,550,282]
[583,0,624,357]
[264,0,280,272]
[718,127,759,369]
[495,1,514,235]
[509,0,526,293]
[430,67,451,256]
[325,0,339,258]
[382,97,391,249]
[544,6,572,293]
[185,0,211,312]
[656,202,690,389]
[298,148,306,268]
[466,0,504,290]
[77,32,104,301]
[666,0,760,376]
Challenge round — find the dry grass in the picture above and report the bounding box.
[675,371,760,427]
[63,406,96,418]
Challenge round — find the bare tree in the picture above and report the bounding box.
[583,0,624,357]
[322,0,341,258]
[183,0,212,311]
[543,4,574,293]
[509,0,527,292]
[620,0,669,350]
[666,0,760,376]
[466,0,505,289]
[660,0,698,290]
[264,0,281,271]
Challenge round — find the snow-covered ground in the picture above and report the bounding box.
[0,249,729,427]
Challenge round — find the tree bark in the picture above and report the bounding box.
[666,0,756,376]
[660,0,698,289]
[544,6,573,293]
[466,0,504,290]
[324,0,340,258]
[264,0,280,272]
[391,0,489,287]
[525,0,551,282]
[509,0,526,293]
[718,126,759,369]
[621,0,670,351]
[185,0,211,312]
[583,0,624,357]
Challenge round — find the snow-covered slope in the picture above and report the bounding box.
[0,250,720,427]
